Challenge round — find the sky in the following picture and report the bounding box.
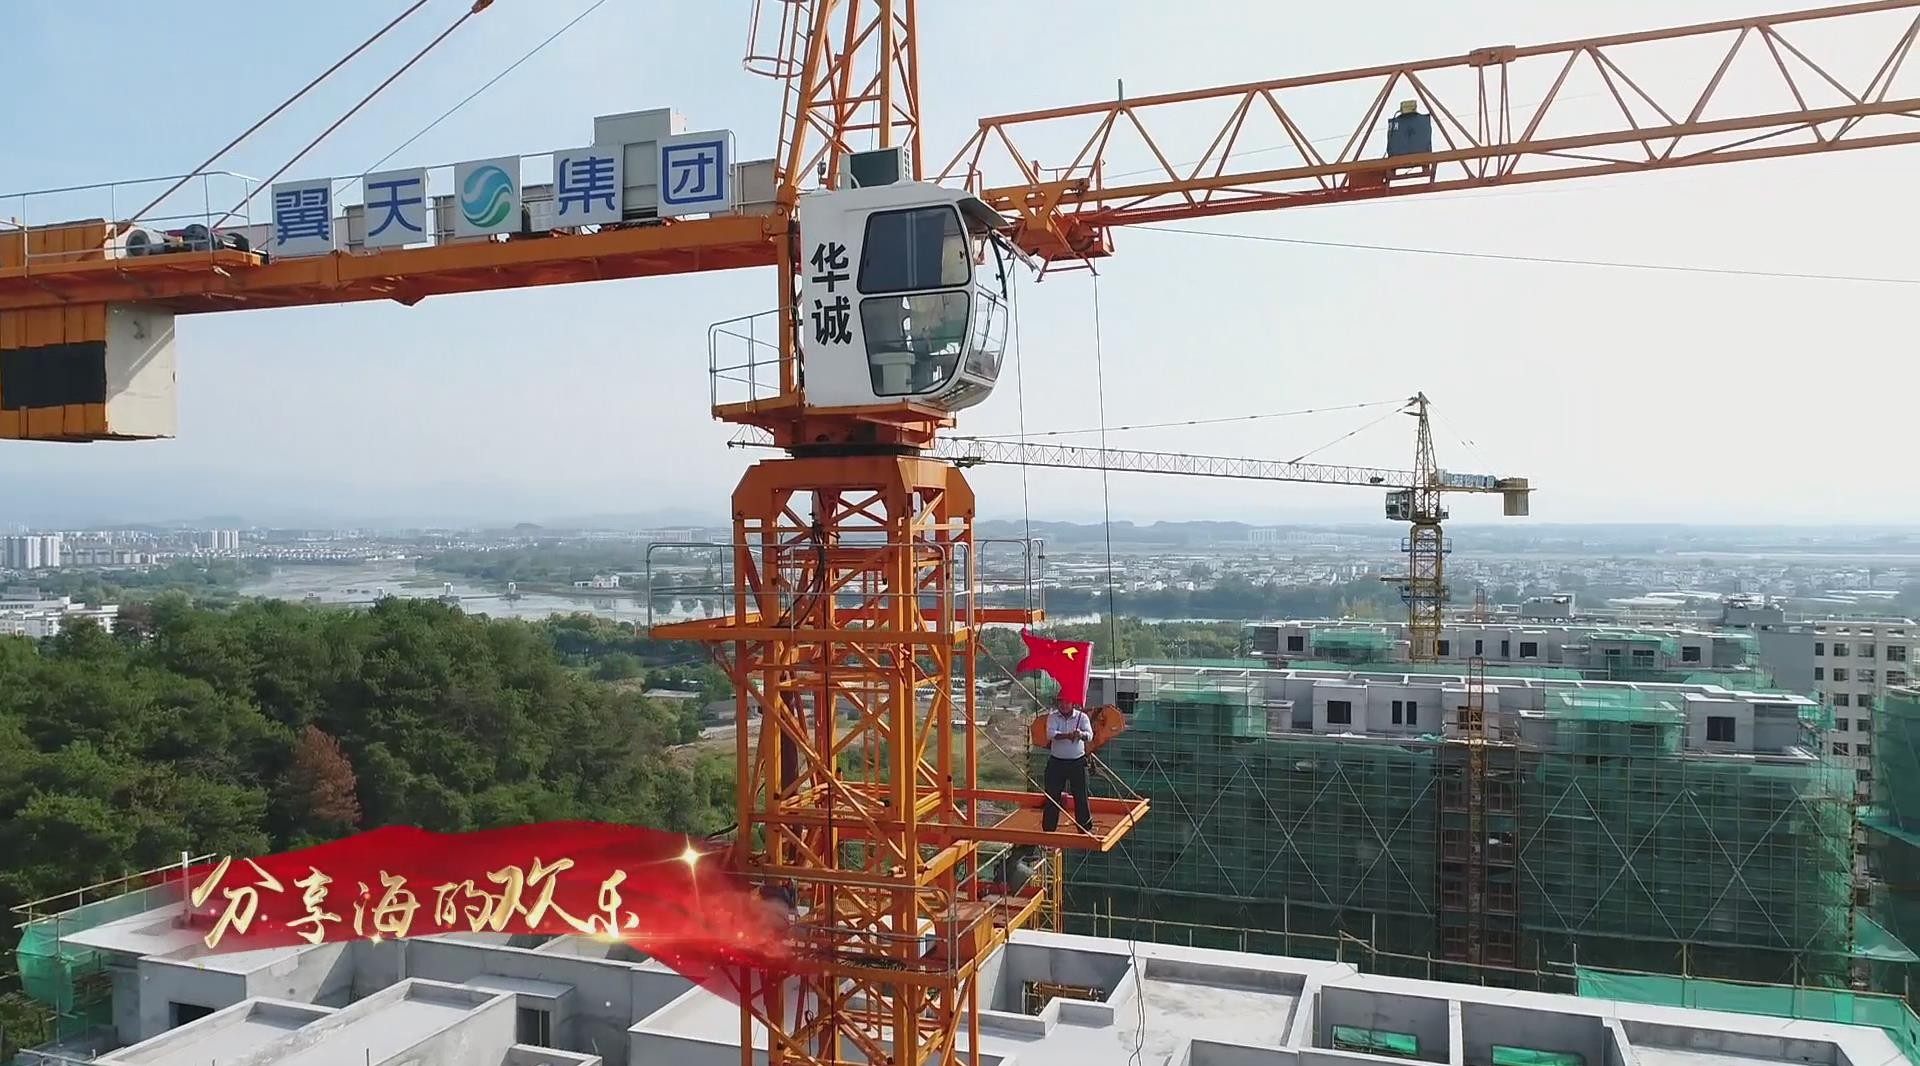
[2,0,1918,528]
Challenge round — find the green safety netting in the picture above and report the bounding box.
[1068,663,1861,988]
[1576,968,1920,1064]
[1332,1025,1419,1057]
[15,883,178,1039]
[1310,630,1397,661]
[1493,1047,1584,1066]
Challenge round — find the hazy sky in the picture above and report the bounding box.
[3,1,1917,528]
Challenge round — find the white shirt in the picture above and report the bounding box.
[1048,709,1092,759]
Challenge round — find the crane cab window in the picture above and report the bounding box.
[858,206,969,292]
[856,204,1002,399]
[862,291,969,396]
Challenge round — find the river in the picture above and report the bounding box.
[238,564,1223,627]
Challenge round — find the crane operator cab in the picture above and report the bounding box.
[795,178,1017,415]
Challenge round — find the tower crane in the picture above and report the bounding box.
[3,3,1919,1064]
[930,392,1528,662]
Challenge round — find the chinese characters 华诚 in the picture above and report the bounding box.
[191,857,645,949]
[809,241,853,345]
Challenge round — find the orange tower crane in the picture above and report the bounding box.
[3,4,1920,1064]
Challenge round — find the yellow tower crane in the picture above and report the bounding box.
[893,392,1530,662]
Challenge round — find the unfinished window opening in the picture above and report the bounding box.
[1488,830,1515,865]
[1681,645,1702,663]
[1327,700,1352,726]
[1437,639,1452,656]
[1287,634,1306,652]
[1487,879,1517,914]
[1706,715,1735,743]
[169,1002,214,1029]
[1486,927,1518,965]
[517,1006,553,1046]
[1519,641,1538,659]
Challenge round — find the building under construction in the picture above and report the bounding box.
[1867,686,1920,985]
[1062,660,1878,990]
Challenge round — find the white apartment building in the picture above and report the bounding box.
[193,529,241,552]
[1812,617,1915,792]
[1,533,64,570]
[0,594,119,637]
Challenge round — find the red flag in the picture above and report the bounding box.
[176,822,808,1003]
[1016,631,1094,705]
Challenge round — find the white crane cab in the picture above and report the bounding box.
[795,180,1014,414]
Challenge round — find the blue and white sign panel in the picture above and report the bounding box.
[657,130,733,218]
[270,178,334,258]
[361,167,430,249]
[552,145,624,227]
[454,156,521,238]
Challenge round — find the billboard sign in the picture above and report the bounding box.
[269,178,334,258]
[361,167,429,249]
[454,156,521,238]
[552,145,624,226]
[657,131,732,218]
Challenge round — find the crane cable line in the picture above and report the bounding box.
[222,0,497,228]
[959,397,1401,442]
[1087,272,1150,1066]
[1139,224,1920,286]
[129,0,437,225]
[339,0,615,198]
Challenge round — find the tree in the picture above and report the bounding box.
[596,651,644,681]
[284,726,361,841]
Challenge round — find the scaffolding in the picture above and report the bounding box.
[11,857,204,1047]
[1866,688,1920,973]
[1065,672,1866,988]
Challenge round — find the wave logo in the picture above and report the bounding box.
[459,164,515,229]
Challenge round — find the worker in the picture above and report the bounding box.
[1040,699,1095,834]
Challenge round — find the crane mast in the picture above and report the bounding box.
[1401,394,1449,663]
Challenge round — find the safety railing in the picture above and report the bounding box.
[708,308,789,408]
[0,172,262,270]
[642,541,737,629]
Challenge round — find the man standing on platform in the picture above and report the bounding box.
[1041,699,1094,834]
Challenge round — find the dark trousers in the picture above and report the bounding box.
[1042,755,1093,832]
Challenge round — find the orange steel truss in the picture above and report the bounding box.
[653,456,1146,1066]
[937,0,1920,262]
[747,0,924,193]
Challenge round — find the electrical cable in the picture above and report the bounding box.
[958,397,1400,441]
[1138,224,1920,286]
[339,0,613,197]
[129,0,434,225]
[219,0,496,228]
